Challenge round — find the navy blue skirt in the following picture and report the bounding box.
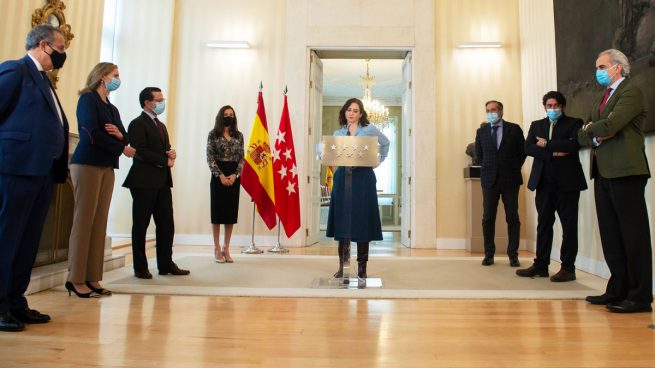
[326,166,382,242]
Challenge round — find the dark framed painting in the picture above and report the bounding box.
[554,0,655,133]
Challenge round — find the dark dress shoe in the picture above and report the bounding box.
[549,269,576,282]
[515,265,548,278]
[159,263,190,276]
[0,312,25,332]
[134,270,153,279]
[585,294,622,305]
[606,300,653,313]
[509,256,521,267]
[11,308,50,324]
[481,257,494,266]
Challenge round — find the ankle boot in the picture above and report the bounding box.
[333,240,350,278]
[357,242,369,278]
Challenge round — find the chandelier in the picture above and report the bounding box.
[360,59,389,130]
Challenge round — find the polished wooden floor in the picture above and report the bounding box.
[2,242,654,367]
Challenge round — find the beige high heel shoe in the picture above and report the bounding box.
[214,248,225,263]
[223,251,233,263]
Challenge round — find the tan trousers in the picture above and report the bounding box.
[67,164,115,283]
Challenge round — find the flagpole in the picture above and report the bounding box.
[268,85,291,254]
[242,202,264,254]
[267,218,289,253]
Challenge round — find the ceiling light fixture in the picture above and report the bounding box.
[206,41,250,49]
[456,42,503,49]
[360,59,389,130]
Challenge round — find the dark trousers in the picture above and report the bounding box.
[130,187,175,273]
[0,171,54,313]
[482,183,520,257]
[594,174,652,303]
[533,181,580,272]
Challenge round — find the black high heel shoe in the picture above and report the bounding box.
[85,282,112,296]
[64,282,99,298]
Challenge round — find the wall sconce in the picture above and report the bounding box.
[456,42,503,49]
[206,41,250,49]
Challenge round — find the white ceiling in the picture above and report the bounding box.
[322,59,404,106]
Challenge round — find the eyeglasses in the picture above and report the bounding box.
[47,42,65,53]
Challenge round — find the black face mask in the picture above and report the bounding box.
[46,44,67,69]
[223,116,235,127]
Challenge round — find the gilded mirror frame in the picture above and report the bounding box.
[31,0,74,89]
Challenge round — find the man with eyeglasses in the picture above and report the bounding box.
[578,49,652,313]
[0,24,69,332]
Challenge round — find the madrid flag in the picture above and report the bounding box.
[272,93,301,237]
[241,89,277,229]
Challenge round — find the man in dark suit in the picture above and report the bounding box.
[516,91,587,282]
[123,87,189,279]
[475,100,526,267]
[0,25,69,332]
[578,49,652,313]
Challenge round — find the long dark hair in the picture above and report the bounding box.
[213,105,239,136]
[338,98,370,127]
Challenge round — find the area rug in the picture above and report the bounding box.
[101,254,606,299]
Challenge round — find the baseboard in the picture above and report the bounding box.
[436,238,466,249]
[173,234,282,247]
[436,238,531,251]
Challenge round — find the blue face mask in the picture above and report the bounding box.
[152,100,165,115]
[546,109,562,122]
[105,77,121,92]
[595,64,617,87]
[486,112,500,124]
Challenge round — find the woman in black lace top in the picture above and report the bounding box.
[207,105,244,263]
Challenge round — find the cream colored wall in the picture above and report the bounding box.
[168,0,287,243]
[104,0,177,236]
[0,0,106,133]
[518,0,558,250]
[434,0,525,248]
[107,0,435,246]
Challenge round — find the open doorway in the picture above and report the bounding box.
[307,49,413,249]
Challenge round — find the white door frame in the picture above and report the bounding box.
[304,46,416,248]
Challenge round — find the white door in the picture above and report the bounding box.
[305,51,323,245]
[400,52,413,247]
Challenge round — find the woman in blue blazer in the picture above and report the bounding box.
[66,63,135,298]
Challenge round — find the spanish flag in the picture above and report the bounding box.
[325,165,334,191]
[241,89,277,229]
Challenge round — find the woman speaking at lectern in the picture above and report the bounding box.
[326,98,390,279]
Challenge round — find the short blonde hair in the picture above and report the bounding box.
[79,62,117,95]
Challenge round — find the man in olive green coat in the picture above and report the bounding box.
[578,49,652,313]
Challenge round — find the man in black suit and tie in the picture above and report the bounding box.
[475,100,526,267]
[516,91,587,282]
[0,25,69,332]
[123,87,189,279]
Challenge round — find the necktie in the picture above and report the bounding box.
[491,125,498,150]
[598,88,613,114]
[40,71,64,127]
[548,122,555,140]
[154,117,166,143]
